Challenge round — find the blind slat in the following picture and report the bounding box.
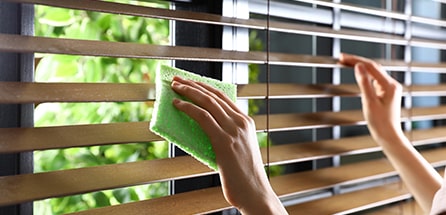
[410,84,446,96]
[0,34,264,63]
[254,106,446,132]
[365,199,421,215]
[0,82,155,104]
[5,0,264,29]
[2,34,446,71]
[0,34,335,66]
[294,0,446,27]
[238,83,446,99]
[0,122,161,153]
[3,81,446,104]
[238,83,359,99]
[68,187,230,215]
[286,183,410,214]
[0,156,213,206]
[254,110,364,132]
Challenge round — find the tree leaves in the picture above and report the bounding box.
[34,1,170,214]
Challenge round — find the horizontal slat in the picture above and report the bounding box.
[375,59,446,72]
[238,83,359,99]
[254,110,364,132]
[263,126,446,166]
[62,147,446,215]
[254,106,446,132]
[364,199,422,215]
[2,34,446,71]
[364,170,444,215]
[286,183,411,215]
[238,83,446,99]
[0,82,155,104]
[409,106,446,121]
[4,0,266,30]
[0,34,262,64]
[69,187,230,215]
[295,0,446,27]
[7,0,446,49]
[0,122,162,153]
[410,84,446,96]
[0,156,213,206]
[0,34,338,67]
[274,21,446,49]
[409,126,446,145]
[3,81,446,104]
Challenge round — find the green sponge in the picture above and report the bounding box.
[149,65,237,170]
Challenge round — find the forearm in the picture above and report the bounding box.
[376,129,443,213]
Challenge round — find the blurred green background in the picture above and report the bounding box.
[33,1,170,214]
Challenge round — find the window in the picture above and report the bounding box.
[0,0,445,214]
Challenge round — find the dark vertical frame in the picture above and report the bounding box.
[171,0,223,196]
[0,2,34,215]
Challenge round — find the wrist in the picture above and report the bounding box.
[372,127,410,151]
[370,125,406,146]
[238,189,287,215]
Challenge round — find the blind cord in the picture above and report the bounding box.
[266,0,271,179]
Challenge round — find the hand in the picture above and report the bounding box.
[171,76,288,215]
[339,53,404,144]
[339,53,443,213]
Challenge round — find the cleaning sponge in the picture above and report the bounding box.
[149,65,237,170]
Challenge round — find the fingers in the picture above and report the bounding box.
[354,63,377,103]
[172,98,225,141]
[194,81,242,114]
[173,76,241,116]
[339,53,393,87]
[171,76,243,133]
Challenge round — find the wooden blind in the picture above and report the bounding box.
[1,0,446,214]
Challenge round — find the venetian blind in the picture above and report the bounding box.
[0,0,446,214]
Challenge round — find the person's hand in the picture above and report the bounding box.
[339,54,444,213]
[171,76,288,215]
[339,53,404,144]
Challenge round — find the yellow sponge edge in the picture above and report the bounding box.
[149,65,237,170]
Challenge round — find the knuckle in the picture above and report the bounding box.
[235,114,255,130]
[200,94,218,106]
[390,81,403,92]
[196,109,213,122]
[213,89,226,98]
[371,61,383,69]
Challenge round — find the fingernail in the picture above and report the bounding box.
[339,53,344,61]
[172,98,181,105]
[173,76,184,81]
[171,81,180,88]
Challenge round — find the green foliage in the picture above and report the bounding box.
[249,30,284,176]
[248,30,263,116]
[34,1,170,214]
